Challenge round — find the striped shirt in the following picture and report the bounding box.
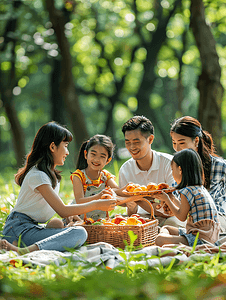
[70,169,115,196]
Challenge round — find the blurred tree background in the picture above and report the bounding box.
[0,0,226,174]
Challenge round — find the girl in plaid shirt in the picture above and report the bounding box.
[154,148,220,247]
[170,116,226,232]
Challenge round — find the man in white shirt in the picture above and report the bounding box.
[119,115,185,227]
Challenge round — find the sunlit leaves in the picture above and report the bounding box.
[168,14,187,36]
[136,0,153,12]
[182,47,200,65]
[95,72,115,95]
[1,61,11,71]
[150,93,163,109]
[18,77,29,88]
[135,47,147,60]
[127,97,137,111]
[1,0,226,159]
[114,104,130,121]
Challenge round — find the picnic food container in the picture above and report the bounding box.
[122,182,175,217]
[82,197,159,249]
[123,182,175,196]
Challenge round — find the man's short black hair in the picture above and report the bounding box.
[122,115,154,137]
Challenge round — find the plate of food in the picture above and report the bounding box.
[122,182,175,196]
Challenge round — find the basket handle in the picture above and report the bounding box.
[83,195,155,221]
[116,195,155,220]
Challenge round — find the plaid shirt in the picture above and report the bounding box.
[209,155,226,215]
[173,155,226,216]
[179,185,219,223]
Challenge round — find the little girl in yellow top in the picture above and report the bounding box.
[70,134,119,220]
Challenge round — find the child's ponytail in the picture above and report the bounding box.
[76,134,114,171]
[76,141,88,170]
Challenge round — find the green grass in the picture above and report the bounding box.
[0,168,226,299]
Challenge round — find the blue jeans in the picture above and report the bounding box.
[2,211,88,251]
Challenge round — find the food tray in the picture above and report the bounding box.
[122,188,175,196]
[82,198,159,249]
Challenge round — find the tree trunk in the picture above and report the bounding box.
[135,0,182,147]
[5,101,26,166]
[46,0,89,148]
[176,28,187,114]
[190,0,224,154]
[0,74,26,167]
[0,0,26,167]
[50,58,66,124]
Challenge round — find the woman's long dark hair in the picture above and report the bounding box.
[173,148,204,189]
[76,134,114,170]
[15,122,73,188]
[170,116,217,189]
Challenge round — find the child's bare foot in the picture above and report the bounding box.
[0,239,18,252]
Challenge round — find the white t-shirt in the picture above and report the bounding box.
[12,167,59,223]
[119,150,174,214]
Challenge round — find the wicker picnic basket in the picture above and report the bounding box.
[82,197,159,249]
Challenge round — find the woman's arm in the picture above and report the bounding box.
[154,192,190,221]
[36,184,116,218]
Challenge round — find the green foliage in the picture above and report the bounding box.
[1,234,226,299]
[1,0,226,169]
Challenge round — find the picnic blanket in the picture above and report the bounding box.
[1,241,226,270]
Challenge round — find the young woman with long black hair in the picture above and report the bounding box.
[0,122,116,254]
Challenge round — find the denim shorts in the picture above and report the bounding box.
[2,211,87,251]
[178,227,204,247]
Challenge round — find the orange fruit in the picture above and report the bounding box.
[147,182,158,191]
[157,183,169,190]
[126,217,142,225]
[133,187,143,194]
[126,184,135,192]
[119,221,127,225]
[140,185,147,191]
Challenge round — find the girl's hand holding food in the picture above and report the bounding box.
[97,198,116,211]
[154,191,170,203]
[99,187,114,198]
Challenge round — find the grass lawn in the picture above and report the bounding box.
[0,168,226,299]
